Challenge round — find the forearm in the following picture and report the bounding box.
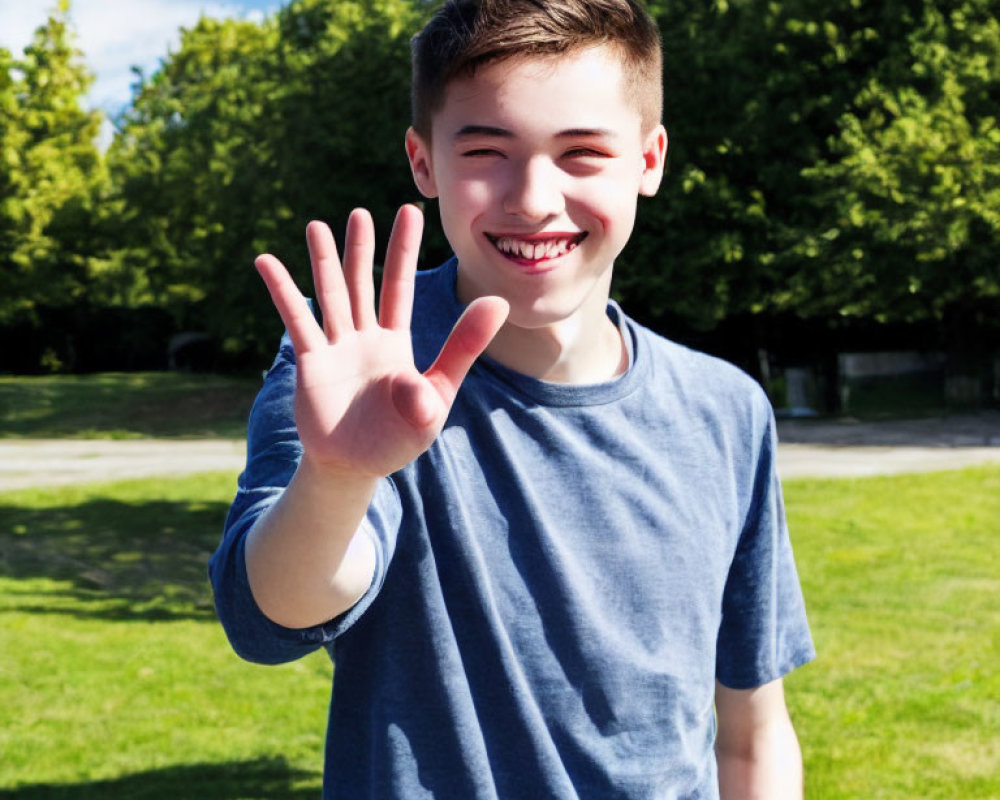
[716,714,803,800]
[245,455,379,629]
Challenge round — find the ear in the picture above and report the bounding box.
[405,127,438,199]
[638,124,668,197]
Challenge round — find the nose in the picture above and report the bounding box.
[503,157,564,221]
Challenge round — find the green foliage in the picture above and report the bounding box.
[107,0,422,360]
[802,1,1000,322]
[2,0,998,367]
[106,15,281,321]
[623,0,999,330]
[0,0,105,326]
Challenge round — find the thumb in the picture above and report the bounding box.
[424,296,509,407]
[390,372,443,431]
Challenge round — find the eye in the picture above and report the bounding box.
[563,147,607,159]
[461,148,503,158]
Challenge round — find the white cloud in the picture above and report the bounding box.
[0,0,281,114]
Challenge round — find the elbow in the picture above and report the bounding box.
[715,679,804,800]
[211,590,324,666]
[715,720,803,800]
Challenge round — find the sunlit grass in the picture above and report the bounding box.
[1,467,998,797]
[0,472,329,799]
[784,466,1000,799]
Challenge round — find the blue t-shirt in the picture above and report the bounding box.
[209,258,815,799]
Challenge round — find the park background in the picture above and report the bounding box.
[1,0,998,798]
[1,0,998,414]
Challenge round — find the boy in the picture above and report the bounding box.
[209,0,815,797]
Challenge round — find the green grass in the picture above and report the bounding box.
[784,466,1000,799]
[0,373,262,439]
[0,473,330,799]
[1,467,998,798]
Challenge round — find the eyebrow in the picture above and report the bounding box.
[453,125,514,140]
[452,125,615,141]
[556,128,615,139]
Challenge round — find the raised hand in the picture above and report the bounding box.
[255,204,508,480]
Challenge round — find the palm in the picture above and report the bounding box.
[289,328,420,476]
[256,205,507,478]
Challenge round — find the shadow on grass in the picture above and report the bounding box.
[0,757,319,799]
[0,372,259,439]
[0,495,231,621]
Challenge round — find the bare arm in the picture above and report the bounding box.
[715,678,804,800]
[245,205,508,629]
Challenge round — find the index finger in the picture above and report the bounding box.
[378,204,424,331]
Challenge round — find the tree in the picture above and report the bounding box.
[108,0,423,361]
[0,0,104,327]
[0,45,28,321]
[620,0,998,337]
[101,0,998,367]
[106,15,283,331]
[801,0,1000,324]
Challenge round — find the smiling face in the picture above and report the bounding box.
[406,45,667,333]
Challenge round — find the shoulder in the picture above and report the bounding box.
[630,317,770,414]
[622,315,775,462]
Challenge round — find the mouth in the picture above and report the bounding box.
[485,232,588,264]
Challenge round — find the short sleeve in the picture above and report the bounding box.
[208,334,403,664]
[715,406,816,689]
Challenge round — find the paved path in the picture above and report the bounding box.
[775,411,1000,478]
[0,439,247,492]
[2,412,999,490]
[776,442,999,479]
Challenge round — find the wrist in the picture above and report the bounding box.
[295,452,381,494]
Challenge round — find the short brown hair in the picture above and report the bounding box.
[410,0,663,138]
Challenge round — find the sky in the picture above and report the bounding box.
[0,0,284,114]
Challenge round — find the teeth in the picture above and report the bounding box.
[493,236,581,260]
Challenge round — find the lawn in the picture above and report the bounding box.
[0,472,330,799]
[784,467,1000,798]
[0,373,262,439]
[1,466,998,798]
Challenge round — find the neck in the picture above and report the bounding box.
[485,308,627,384]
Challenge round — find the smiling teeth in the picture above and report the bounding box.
[493,236,581,260]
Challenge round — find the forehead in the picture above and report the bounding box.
[433,46,642,138]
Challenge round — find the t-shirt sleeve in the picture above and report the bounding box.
[715,400,815,689]
[207,334,402,665]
